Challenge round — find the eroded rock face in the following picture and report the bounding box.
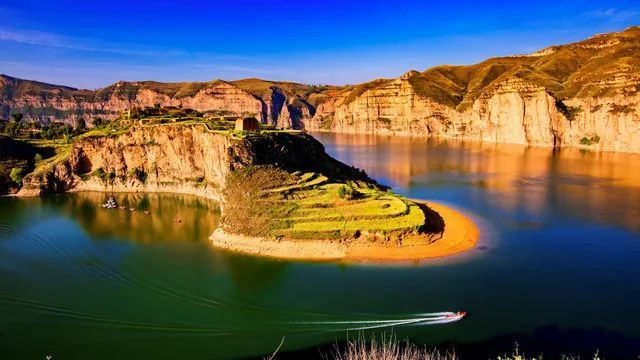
[307,76,640,153]
[16,125,366,197]
[306,26,640,153]
[0,76,318,128]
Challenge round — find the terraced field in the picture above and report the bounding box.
[222,167,428,242]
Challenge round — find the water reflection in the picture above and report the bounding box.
[314,132,640,233]
[50,192,220,244]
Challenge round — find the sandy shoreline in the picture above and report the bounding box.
[210,201,480,263]
[10,184,479,263]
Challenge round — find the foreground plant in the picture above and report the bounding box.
[332,334,457,360]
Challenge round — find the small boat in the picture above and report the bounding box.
[445,311,467,321]
[102,196,118,209]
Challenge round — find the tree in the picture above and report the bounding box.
[11,113,23,123]
[34,153,43,163]
[337,185,347,199]
[75,118,86,131]
[93,117,104,127]
[9,167,25,186]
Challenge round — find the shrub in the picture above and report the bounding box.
[338,185,347,198]
[9,167,25,186]
[75,118,86,131]
[608,104,635,115]
[34,153,43,163]
[94,167,107,180]
[556,100,582,121]
[11,113,23,123]
[132,167,148,183]
[93,117,104,127]
[378,117,392,126]
[337,184,359,200]
[580,134,600,146]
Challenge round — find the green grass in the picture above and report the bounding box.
[222,166,427,242]
[29,142,72,178]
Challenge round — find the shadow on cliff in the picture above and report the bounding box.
[416,202,445,243]
[231,133,383,187]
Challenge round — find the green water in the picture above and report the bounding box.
[2,134,640,359]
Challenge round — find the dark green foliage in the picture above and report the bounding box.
[75,118,86,131]
[93,167,107,180]
[92,117,105,127]
[337,183,359,200]
[338,185,347,198]
[378,117,392,126]
[580,134,600,146]
[9,167,25,185]
[608,104,635,115]
[133,167,148,183]
[11,113,23,123]
[555,100,583,121]
[0,119,87,140]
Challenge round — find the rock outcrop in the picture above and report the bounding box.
[305,26,640,153]
[0,76,337,129]
[16,124,367,198]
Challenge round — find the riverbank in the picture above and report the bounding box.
[211,200,479,263]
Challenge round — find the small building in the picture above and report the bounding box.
[235,117,260,131]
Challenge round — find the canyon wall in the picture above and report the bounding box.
[0,76,327,128]
[305,26,640,153]
[306,76,640,153]
[16,124,363,198]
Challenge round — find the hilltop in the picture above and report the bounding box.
[308,26,640,152]
[0,74,342,129]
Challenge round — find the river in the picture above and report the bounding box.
[1,133,639,359]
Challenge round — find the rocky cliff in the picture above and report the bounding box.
[16,124,367,199]
[0,76,338,129]
[306,26,640,153]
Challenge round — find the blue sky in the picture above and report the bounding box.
[1,0,639,89]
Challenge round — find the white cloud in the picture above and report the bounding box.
[590,8,640,22]
[0,27,180,56]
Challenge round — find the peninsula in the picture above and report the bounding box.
[0,113,478,262]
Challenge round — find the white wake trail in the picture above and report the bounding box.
[344,316,450,331]
[288,311,462,331]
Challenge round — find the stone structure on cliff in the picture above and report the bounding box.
[235,117,260,131]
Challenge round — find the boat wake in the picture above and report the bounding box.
[290,311,466,331]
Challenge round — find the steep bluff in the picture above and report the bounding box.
[306,26,640,153]
[0,76,336,129]
[16,125,367,200]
